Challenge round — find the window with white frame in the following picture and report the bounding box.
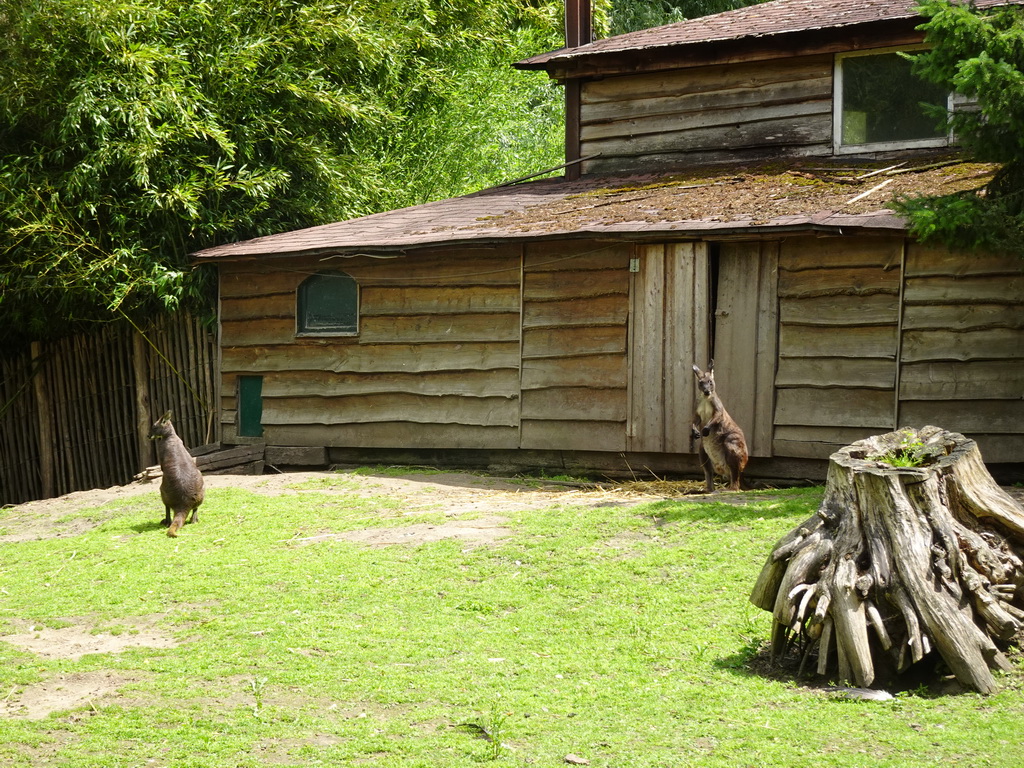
[834,48,951,153]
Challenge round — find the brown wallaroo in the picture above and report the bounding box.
[691,361,748,492]
[149,411,205,537]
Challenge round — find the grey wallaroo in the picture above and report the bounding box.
[150,411,205,537]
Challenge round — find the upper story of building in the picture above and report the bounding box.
[517,0,1022,176]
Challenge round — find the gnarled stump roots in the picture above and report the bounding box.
[750,426,1024,694]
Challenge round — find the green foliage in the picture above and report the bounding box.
[0,0,564,346]
[894,1,1024,257]
[868,429,931,468]
[608,0,766,35]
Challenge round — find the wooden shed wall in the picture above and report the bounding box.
[217,235,1023,469]
[771,235,1024,463]
[219,242,635,453]
[219,247,524,449]
[579,54,834,174]
[773,235,903,458]
[520,241,632,452]
[898,243,1024,463]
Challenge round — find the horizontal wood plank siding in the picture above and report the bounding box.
[219,247,524,448]
[520,242,632,451]
[772,236,903,458]
[898,243,1024,462]
[581,55,833,174]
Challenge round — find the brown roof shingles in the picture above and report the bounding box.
[517,0,1022,68]
[192,160,995,262]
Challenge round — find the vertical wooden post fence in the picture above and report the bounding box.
[0,313,217,505]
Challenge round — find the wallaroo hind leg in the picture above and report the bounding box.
[167,505,202,538]
[698,444,716,493]
[162,506,172,528]
[723,437,748,491]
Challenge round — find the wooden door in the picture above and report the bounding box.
[627,241,778,456]
[627,243,710,453]
[713,242,779,457]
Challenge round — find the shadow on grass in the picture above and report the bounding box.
[129,518,169,534]
[640,488,823,526]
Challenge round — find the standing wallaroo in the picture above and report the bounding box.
[149,411,205,537]
[691,361,748,492]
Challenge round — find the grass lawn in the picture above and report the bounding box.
[0,472,1021,767]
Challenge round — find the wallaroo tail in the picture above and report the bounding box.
[691,361,748,492]
[150,411,205,537]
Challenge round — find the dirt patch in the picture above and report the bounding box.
[0,470,659,544]
[1,620,179,661]
[0,671,138,720]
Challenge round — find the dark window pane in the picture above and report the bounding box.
[298,272,358,334]
[841,52,948,145]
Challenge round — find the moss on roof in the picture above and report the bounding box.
[471,157,996,234]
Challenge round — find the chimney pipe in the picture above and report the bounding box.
[565,0,593,49]
[563,1,591,180]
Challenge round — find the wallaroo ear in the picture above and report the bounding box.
[692,364,701,375]
[160,410,173,423]
[708,359,714,371]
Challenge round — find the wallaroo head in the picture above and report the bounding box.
[149,410,176,440]
[692,361,716,397]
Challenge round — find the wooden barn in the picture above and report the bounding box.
[192,0,1024,482]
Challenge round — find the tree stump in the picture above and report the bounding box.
[750,426,1024,694]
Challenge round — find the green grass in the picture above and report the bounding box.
[0,481,1021,767]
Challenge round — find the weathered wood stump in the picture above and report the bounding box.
[751,426,1024,694]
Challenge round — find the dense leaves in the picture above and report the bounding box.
[608,0,765,35]
[895,0,1024,257]
[0,0,565,345]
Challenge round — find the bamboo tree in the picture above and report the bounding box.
[0,0,564,347]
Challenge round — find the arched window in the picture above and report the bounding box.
[297,271,359,336]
